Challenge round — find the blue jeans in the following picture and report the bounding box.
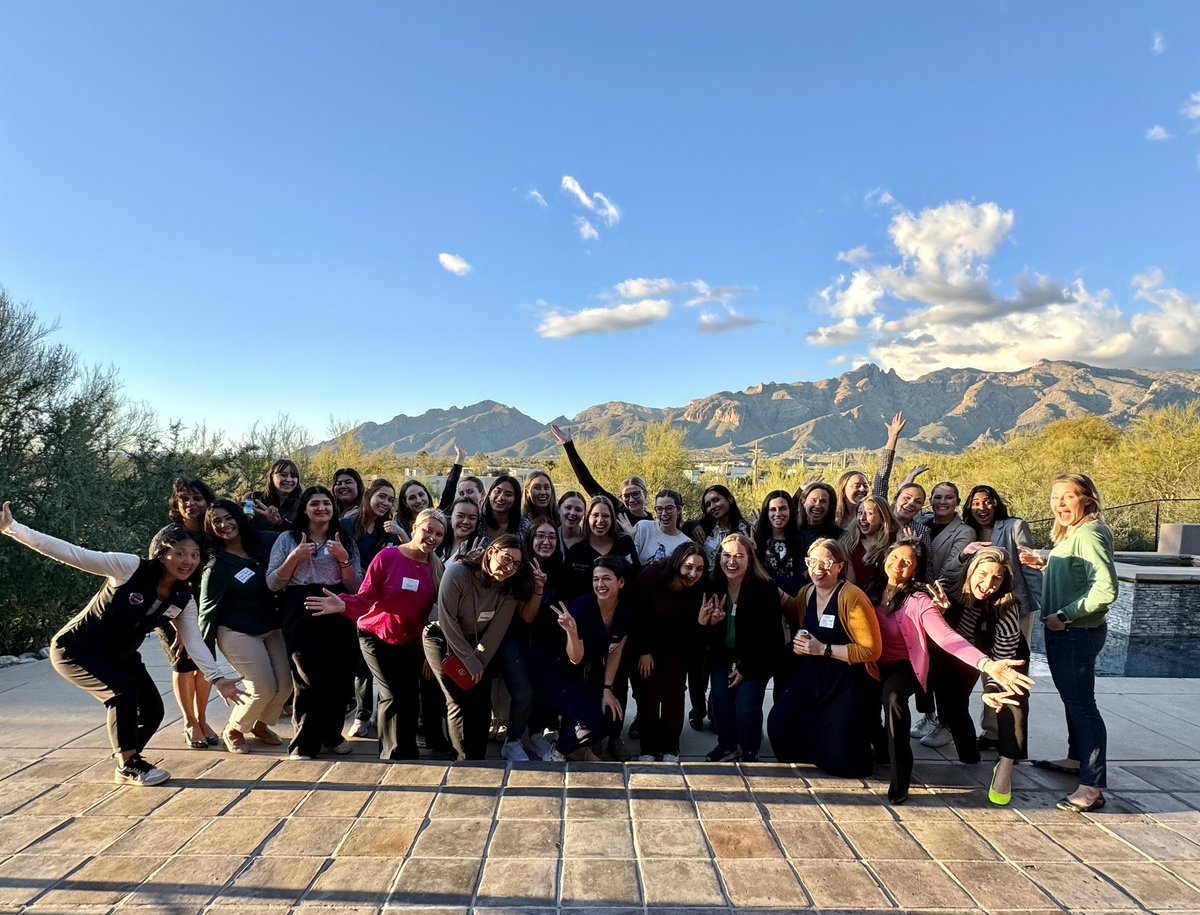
[709,661,767,759]
[495,633,534,741]
[1045,624,1107,789]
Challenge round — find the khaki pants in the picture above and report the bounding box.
[217,626,290,733]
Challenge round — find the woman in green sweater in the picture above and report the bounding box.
[1020,474,1117,813]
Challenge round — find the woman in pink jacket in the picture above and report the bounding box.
[874,539,1033,805]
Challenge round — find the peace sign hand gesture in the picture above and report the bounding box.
[553,601,577,635]
[927,581,951,611]
[530,558,547,593]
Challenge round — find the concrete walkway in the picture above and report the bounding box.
[2,649,1200,913]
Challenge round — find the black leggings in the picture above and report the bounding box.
[52,645,163,757]
[358,633,423,760]
[929,645,1028,762]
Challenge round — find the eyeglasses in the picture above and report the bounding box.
[491,553,520,571]
[622,491,644,501]
[804,558,837,571]
[654,505,677,514]
[532,532,557,543]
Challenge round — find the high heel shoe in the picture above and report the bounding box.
[988,763,1011,806]
[183,726,208,750]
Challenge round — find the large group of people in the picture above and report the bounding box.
[0,412,1118,813]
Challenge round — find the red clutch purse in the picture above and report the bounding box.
[441,654,477,691]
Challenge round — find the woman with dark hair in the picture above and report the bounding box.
[250,459,302,531]
[199,500,287,754]
[892,483,930,545]
[839,495,899,604]
[266,485,363,759]
[163,477,220,748]
[441,497,483,561]
[924,482,974,583]
[562,494,638,604]
[633,489,692,566]
[796,481,842,569]
[523,471,560,525]
[519,518,567,760]
[754,490,806,596]
[874,540,1033,804]
[768,537,881,776]
[699,533,782,763]
[422,535,536,760]
[549,424,653,523]
[693,485,750,566]
[558,491,587,552]
[305,508,447,760]
[482,475,527,543]
[396,480,435,539]
[332,468,364,520]
[632,543,708,761]
[0,502,242,786]
[1021,473,1116,813]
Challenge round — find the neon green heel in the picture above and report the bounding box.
[989,762,1012,806]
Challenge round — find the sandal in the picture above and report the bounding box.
[1031,759,1079,776]
[1056,793,1105,813]
[183,726,208,750]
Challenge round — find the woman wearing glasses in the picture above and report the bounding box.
[422,535,537,760]
[633,490,693,565]
[768,538,882,776]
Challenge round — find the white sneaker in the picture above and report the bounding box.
[288,752,314,761]
[327,740,353,755]
[347,720,370,738]
[548,748,567,762]
[920,724,953,748]
[501,740,530,762]
[114,755,170,787]
[636,754,656,762]
[521,732,554,761]
[661,754,680,763]
[910,714,937,739]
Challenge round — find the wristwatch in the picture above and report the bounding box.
[823,642,833,658]
[1055,611,1069,625]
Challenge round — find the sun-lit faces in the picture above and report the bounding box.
[485,546,523,580]
[531,523,558,559]
[804,489,831,526]
[272,466,299,493]
[767,497,790,532]
[489,482,516,515]
[528,475,552,507]
[559,496,586,529]
[405,485,430,514]
[369,487,395,518]
[450,502,479,539]
[654,496,679,532]
[678,554,706,587]
[457,480,484,507]
[968,559,1006,601]
[592,566,624,602]
[1050,481,1091,528]
[719,542,748,579]
[621,485,646,515]
[208,509,239,541]
[305,494,335,524]
[894,486,926,523]
[883,545,918,588]
[843,473,869,505]
[175,489,208,521]
[970,491,996,527]
[931,484,960,522]
[857,501,883,535]
[703,490,730,521]
[333,474,359,506]
[161,540,201,580]
[412,518,446,555]
[588,502,613,539]
[804,546,842,587]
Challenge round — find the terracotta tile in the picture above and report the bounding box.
[774,820,855,860]
[1099,861,1200,910]
[496,793,562,820]
[380,762,449,787]
[79,784,180,817]
[391,857,481,905]
[223,855,325,905]
[905,819,1002,861]
[841,820,929,860]
[224,788,303,818]
[560,858,640,906]
[633,818,710,858]
[261,817,356,856]
[704,818,783,858]
[0,854,88,907]
[444,765,505,789]
[971,822,1076,862]
[565,769,625,790]
[336,818,422,857]
[260,759,333,783]
[361,789,435,819]
[0,780,58,816]
[0,816,69,854]
[308,855,399,904]
[320,761,389,786]
[25,816,139,855]
[503,766,564,789]
[293,788,374,817]
[36,854,168,906]
[430,790,499,819]
[1023,861,1141,909]
[563,796,627,820]
[409,819,492,859]
[641,858,725,907]
[1040,822,1149,862]
[179,817,280,856]
[563,818,633,858]
[15,784,119,817]
[870,858,975,909]
[943,860,1061,911]
[150,786,245,818]
[629,791,695,819]
[717,858,807,907]
[1111,822,1200,860]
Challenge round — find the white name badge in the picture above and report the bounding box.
[401,576,420,592]
[234,567,256,584]
[161,604,182,620]
[478,610,496,622]
[818,614,836,629]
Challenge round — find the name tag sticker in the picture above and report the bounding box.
[478,610,496,622]
[401,576,420,592]
[234,567,256,584]
[818,614,836,629]
[161,605,182,620]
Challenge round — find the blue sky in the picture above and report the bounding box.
[2,3,1198,442]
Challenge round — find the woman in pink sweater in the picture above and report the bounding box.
[874,539,1033,804]
[305,508,447,760]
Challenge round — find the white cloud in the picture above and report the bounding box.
[865,187,897,208]
[561,176,622,230]
[536,299,671,339]
[836,245,872,265]
[575,217,599,241]
[684,281,752,307]
[438,253,472,276]
[697,307,762,334]
[1183,91,1200,127]
[527,189,548,207]
[1146,125,1173,141]
[1152,31,1165,54]
[614,277,682,299]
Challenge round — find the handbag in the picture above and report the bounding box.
[441,652,477,691]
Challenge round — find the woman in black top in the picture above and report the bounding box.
[332,468,364,520]
[250,459,301,531]
[754,490,806,596]
[796,481,842,568]
[562,494,639,604]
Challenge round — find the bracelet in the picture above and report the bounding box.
[337,560,351,569]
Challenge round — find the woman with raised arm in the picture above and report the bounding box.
[162,478,220,749]
[563,494,639,604]
[768,538,881,776]
[754,490,806,596]
[839,495,899,604]
[0,501,242,786]
[304,508,446,760]
[699,533,782,762]
[332,468,364,521]
[522,471,560,525]
[873,541,1033,805]
[250,459,302,532]
[833,412,924,529]
[1021,474,1117,813]
[422,535,537,760]
[631,543,708,761]
[557,491,588,552]
[549,423,652,523]
[266,485,363,759]
[199,500,286,754]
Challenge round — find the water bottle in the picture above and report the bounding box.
[654,543,666,562]
[243,496,256,519]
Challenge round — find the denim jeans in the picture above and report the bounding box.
[1045,624,1107,788]
[709,661,767,760]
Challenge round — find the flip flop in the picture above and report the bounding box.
[1031,759,1079,775]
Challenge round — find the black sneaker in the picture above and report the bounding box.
[114,755,171,787]
[689,712,705,732]
[606,737,632,761]
[705,745,739,763]
[977,734,1000,751]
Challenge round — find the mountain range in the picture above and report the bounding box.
[337,360,1200,460]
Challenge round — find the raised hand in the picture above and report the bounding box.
[981,658,1035,694]
[287,533,316,564]
[927,580,951,611]
[0,501,12,533]
[884,411,907,444]
[615,515,636,539]
[961,541,992,558]
[901,463,930,486]
[454,443,465,464]
[529,557,547,593]
[550,423,573,445]
[304,587,347,617]
[553,602,577,635]
[328,533,350,564]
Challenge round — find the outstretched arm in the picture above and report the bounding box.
[0,502,139,582]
